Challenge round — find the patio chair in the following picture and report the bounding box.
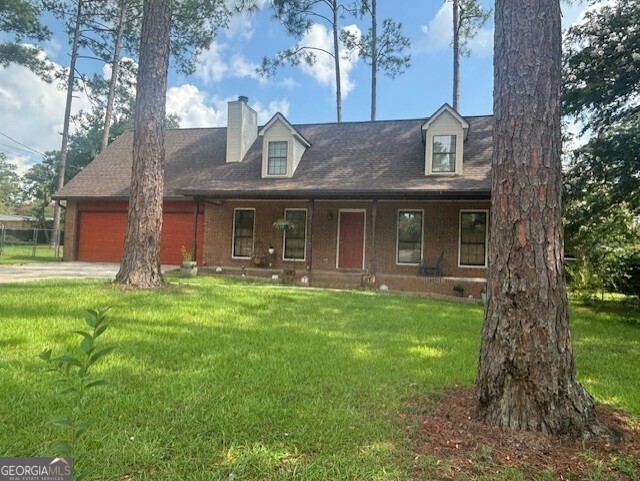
[417,251,444,277]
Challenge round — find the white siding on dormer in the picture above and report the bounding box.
[424,110,465,175]
[261,118,308,178]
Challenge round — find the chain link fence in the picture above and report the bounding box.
[0,226,64,262]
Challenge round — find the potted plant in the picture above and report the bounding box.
[453,284,465,297]
[273,218,295,232]
[180,245,197,277]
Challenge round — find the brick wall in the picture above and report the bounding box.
[63,201,77,261]
[202,199,490,281]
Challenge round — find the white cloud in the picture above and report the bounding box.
[196,42,230,83]
[195,42,266,84]
[419,2,452,52]
[562,0,613,29]
[223,0,269,39]
[297,23,361,99]
[417,2,492,56]
[0,61,92,173]
[166,84,289,128]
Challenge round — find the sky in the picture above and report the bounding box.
[0,0,594,174]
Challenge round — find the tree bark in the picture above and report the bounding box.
[115,0,173,289]
[100,0,128,152]
[475,0,610,437]
[332,0,342,123]
[52,0,83,248]
[452,0,460,111]
[370,0,377,121]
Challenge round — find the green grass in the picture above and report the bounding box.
[0,244,62,264]
[0,277,637,480]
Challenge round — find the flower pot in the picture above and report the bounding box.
[180,261,197,277]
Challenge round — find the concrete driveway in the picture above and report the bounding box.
[0,262,177,284]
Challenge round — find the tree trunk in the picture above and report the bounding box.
[370,0,377,121]
[115,0,173,289]
[332,0,342,123]
[100,0,128,152]
[475,0,611,438]
[51,0,83,248]
[452,0,460,111]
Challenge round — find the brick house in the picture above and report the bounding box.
[54,98,492,297]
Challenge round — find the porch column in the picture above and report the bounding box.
[306,198,314,271]
[370,198,377,274]
[191,198,199,262]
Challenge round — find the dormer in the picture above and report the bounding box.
[422,104,469,176]
[258,113,311,178]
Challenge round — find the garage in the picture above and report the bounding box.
[75,201,203,264]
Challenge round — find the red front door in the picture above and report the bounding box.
[338,211,365,269]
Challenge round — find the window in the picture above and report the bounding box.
[267,141,288,175]
[459,211,488,267]
[232,209,254,258]
[397,210,423,264]
[432,135,456,173]
[283,209,307,261]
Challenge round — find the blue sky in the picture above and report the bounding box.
[0,0,592,173]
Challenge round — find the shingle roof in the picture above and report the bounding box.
[54,115,493,201]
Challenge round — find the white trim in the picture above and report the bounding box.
[336,209,367,270]
[231,207,256,259]
[258,112,311,147]
[421,103,469,135]
[282,208,307,262]
[395,209,425,266]
[458,209,489,269]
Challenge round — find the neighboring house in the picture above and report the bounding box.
[0,214,43,230]
[54,97,492,297]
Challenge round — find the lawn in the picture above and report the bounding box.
[0,244,62,264]
[0,277,637,480]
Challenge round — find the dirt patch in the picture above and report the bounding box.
[409,387,640,480]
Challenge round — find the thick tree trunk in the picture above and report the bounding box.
[370,0,377,121]
[452,0,460,111]
[475,0,609,437]
[52,0,83,248]
[100,0,128,152]
[332,0,342,123]
[115,0,173,289]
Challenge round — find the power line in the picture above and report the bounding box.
[0,142,37,158]
[0,131,46,157]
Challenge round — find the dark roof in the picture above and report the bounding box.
[54,116,493,201]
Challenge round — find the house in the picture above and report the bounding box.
[53,97,492,297]
[0,213,43,229]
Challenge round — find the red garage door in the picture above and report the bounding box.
[77,208,203,264]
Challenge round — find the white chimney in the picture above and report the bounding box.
[226,95,258,163]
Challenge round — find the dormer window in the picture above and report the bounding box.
[259,113,311,179]
[267,141,288,175]
[422,104,469,176]
[432,135,456,173]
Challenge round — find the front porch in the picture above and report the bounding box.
[197,198,490,297]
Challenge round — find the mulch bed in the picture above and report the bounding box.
[409,387,640,480]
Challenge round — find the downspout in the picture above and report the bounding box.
[307,198,314,272]
[370,198,377,274]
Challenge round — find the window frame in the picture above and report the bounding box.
[458,209,489,268]
[282,208,307,262]
[267,140,288,176]
[396,209,424,266]
[231,208,255,259]
[431,134,457,174]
